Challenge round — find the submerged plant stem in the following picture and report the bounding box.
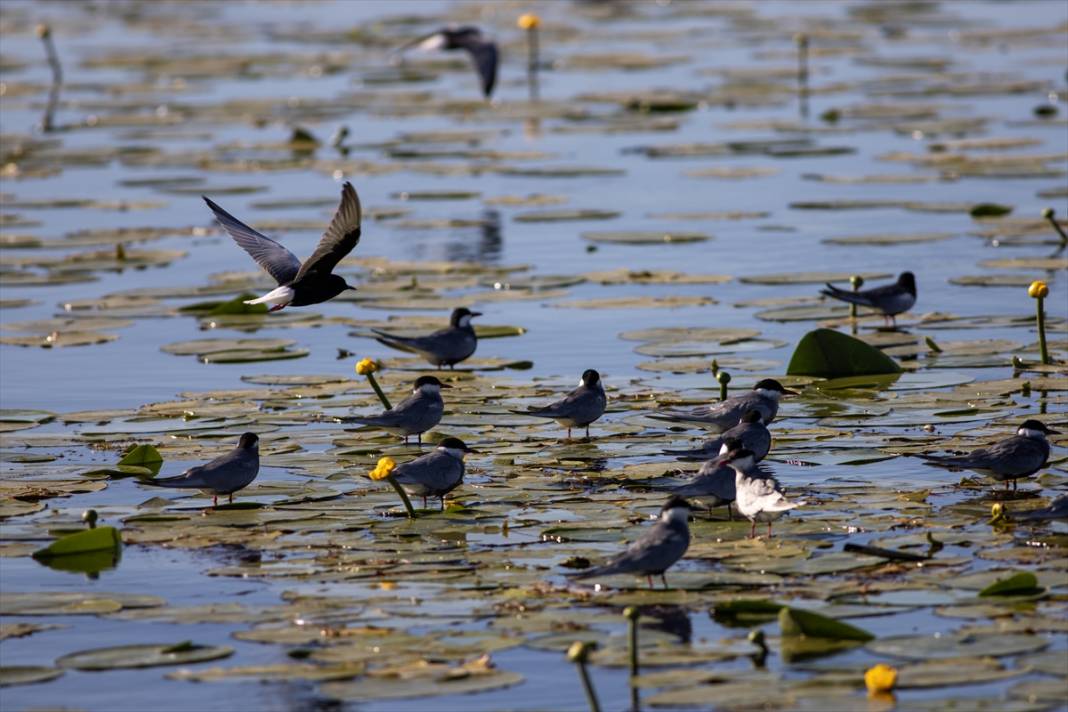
[1035,296,1049,365]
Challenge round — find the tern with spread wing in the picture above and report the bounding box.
[203,182,361,311]
[400,26,498,98]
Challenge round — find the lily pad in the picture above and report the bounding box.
[787,329,902,377]
[0,666,63,687]
[56,642,234,670]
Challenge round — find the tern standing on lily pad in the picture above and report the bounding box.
[203,182,362,311]
[344,375,449,444]
[145,433,259,507]
[727,449,803,538]
[820,271,916,328]
[919,419,1058,491]
[392,436,476,510]
[400,26,499,98]
[652,379,796,432]
[570,496,691,589]
[517,369,606,439]
[372,307,481,368]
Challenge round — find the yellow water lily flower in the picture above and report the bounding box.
[865,663,897,695]
[517,13,540,30]
[1028,280,1049,299]
[369,456,396,481]
[355,358,379,376]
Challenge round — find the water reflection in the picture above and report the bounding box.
[443,209,502,264]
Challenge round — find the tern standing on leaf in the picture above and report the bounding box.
[372,307,481,369]
[392,436,476,510]
[919,419,1057,491]
[145,433,260,507]
[343,375,449,444]
[399,26,499,98]
[569,496,692,589]
[820,271,916,327]
[203,182,362,311]
[517,369,607,439]
[651,379,796,432]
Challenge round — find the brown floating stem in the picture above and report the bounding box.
[843,542,927,562]
[1043,208,1067,245]
[795,33,809,118]
[37,24,62,132]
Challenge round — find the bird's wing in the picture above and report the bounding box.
[203,197,301,285]
[527,387,586,418]
[820,283,875,308]
[617,522,688,572]
[457,38,498,97]
[372,330,439,355]
[148,463,212,489]
[294,182,362,281]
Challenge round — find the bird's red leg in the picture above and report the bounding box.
[229,494,233,504]
[749,521,756,539]
[726,504,733,521]
[567,427,571,440]
[646,575,654,589]
[767,522,773,538]
[422,496,427,509]
[661,573,668,589]
[212,495,218,507]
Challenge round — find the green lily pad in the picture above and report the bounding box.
[118,444,163,474]
[56,642,234,670]
[787,329,902,377]
[513,209,621,223]
[867,632,1048,660]
[581,231,710,245]
[778,607,874,641]
[0,666,63,687]
[970,203,1013,218]
[979,572,1044,597]
[32,526,121,560]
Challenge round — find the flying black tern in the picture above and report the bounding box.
[570,496,692,589]
[372,307,481,368]
[145,432,259,507]
[516,369,607,439]
[664,409,771,462]
[344,375,449,443]
[820,271,916,327]
[392,436,476,509]
[727,448,803,538]
[919,419,1058,490]
[203,182,361,311]
[400,26,499,98]
[651,378,796,432]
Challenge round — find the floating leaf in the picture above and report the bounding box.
[787,329,902,378]
[979,572,1044,597]
[970,203,1013,218]
[32,526,121,560]
[56,642,234,670]
[0,666,63,687]
[778,607,875,641]
[118,444,163,475]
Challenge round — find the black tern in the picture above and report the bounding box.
[570,496,692,589]
[919,419,1058,490]
[372,307,481,369]
[344,375,449,443]
[664,409,771,462]
[145,433,259,507]
[392,436,476,510]
[401,26,498,98]
[517,369,607,439]
[203,182,361,311]
[820,271,916,327]
[651,378,796,432]
[726,448,803,539]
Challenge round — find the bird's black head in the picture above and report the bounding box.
[324,274,356,299]
[726,448,756,464]
[450,307,482,327]
[741,409,763,424]
[581,369,601,387]
[238,433,259,449]
[753,378,797,395]
[898,271,917,295]
[414,375,450,389]
[661,495,692,513]
[438,436,476,453]
[1019,419,1058,435]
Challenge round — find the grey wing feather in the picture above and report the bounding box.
[347,392,426,428]
[577,522,688,577]
[295,182,362,281]
[203,197,301,285]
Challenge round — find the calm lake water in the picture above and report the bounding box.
[1,1,1066,710]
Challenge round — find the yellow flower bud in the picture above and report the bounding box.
[369,456,396,481]
[517,13,540,30]
[1028,280,1048,299]
[36,23,51,39]
[865,663,897,695]
[355,358,379,376]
